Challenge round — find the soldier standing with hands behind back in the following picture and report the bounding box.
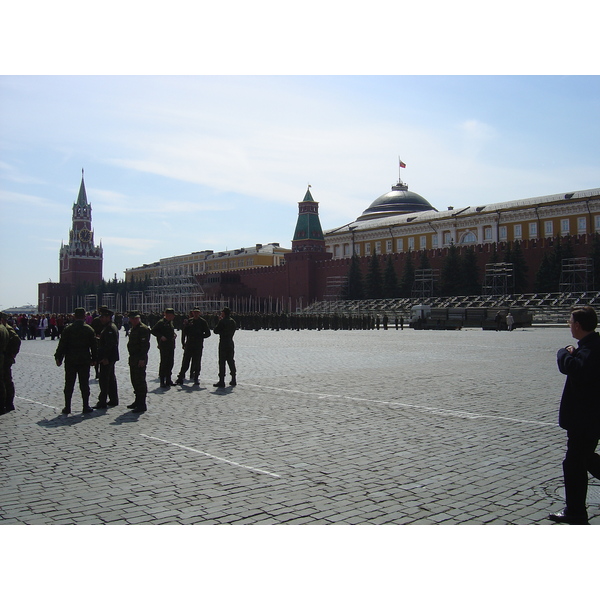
[213,306,237,388]
[54,307,98,415]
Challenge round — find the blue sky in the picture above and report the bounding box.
[1,6,599,310]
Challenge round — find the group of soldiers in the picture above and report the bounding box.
[51,305,237,415]
[1,305,238,416]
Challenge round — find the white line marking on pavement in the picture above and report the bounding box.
[16,395,58,410]
[139,433,282,478]
[242,384,558,428]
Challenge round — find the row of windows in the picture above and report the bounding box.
[329,215,600,257]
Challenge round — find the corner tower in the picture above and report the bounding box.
[292,186,326,253]
[59,170,103,286]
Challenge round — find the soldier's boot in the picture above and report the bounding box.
[213,378,225,388]
[132,395,147,413]
[62,398,71,415]
[175,374,184,385]
[82,397,94,414]
[229,375,237,387]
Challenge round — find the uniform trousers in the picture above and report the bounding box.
[98,361,119,404]
[179,344,204,380]
[218,344,236,379]
[129,359,148,404]
[64,363,91,408]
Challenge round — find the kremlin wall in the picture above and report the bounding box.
[191,180,600,311]
[40,171,600,314]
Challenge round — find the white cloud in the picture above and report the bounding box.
[101,236,159,255]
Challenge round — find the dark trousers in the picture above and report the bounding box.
[158,345,175,381]
[98,361,119,404]
[178,345,203,380]
[2,362,15,409]
[129,360,147,405]
[64,363,91,409]
[563,429,600,515]
[218,344,236,380]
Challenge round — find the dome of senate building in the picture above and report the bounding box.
[357,181,436,221]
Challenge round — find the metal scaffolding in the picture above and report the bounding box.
[482,263,514,296]
[412,268,439,298]
[324,276,347,301]
[144,271,205,313]
[560,257,594,293]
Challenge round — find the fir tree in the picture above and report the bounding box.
[461,246,480,295]
[399,252,415,297]
[383,254,399,299]
[534,252,553,293]
[365,248,383,299]
[440,243,462,296]
[344,254,364,300]
[510,240,528,294]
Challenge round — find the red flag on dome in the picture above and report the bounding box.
[399,159,406,168]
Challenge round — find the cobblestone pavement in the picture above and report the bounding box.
[1,325,598,525]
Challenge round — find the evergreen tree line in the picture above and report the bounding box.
[344,234,600,300]
[75,275,151,298]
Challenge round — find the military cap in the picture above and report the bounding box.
[0,312,8,320]
[222,306,231,316]
[191,307,202,312]
[74,307,86,318]
[128,311,141,319]
[165,308,175,314]
[99,307,114,317]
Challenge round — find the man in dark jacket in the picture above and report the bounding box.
[94,307,119,408]
[176,308,211,385]
[213,307,237,388]
[549,305,600,524]
[151,308,177,388]
[54,307,98,415]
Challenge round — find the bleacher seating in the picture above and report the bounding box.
[302,291,600,324]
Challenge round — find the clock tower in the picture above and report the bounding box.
[59,170,103,286]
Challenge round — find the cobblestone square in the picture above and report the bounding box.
[1,325,598,525]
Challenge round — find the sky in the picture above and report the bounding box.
[1,4,599,310]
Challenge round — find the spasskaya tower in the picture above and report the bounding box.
[59,170,103,286]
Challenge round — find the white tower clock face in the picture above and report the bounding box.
[79,228,91,242]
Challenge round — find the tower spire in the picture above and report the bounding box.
[292,186,326,253]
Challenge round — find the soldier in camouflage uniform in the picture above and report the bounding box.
[127,311,151,413]
[54,307,98,415]
[176,308,211,385]
[0,312,21,413]
[151,308,177,388]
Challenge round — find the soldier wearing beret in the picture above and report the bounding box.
[151,308,177,388]
[176,307,211,386]
[0,312,21,414]
[54,307,98,415]
[127,311,151,412]
[94,307,120,409]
